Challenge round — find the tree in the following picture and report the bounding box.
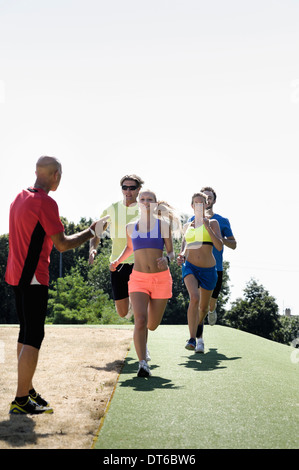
[0,234,17,323]
[87,237,113,297]
[223,278,282,341]
[49,217,94,283]
[47,263,125,325]
[277,315,299,346]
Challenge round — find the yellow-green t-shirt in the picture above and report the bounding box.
[100,201,139,263]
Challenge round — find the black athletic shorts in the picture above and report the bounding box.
[211,271,223,299]
[110,263,134,301]
[13,285,48,350]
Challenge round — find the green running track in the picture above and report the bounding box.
[93,325,299,450]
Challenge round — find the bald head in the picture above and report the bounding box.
[36,156,62,173]
[35,156,62,193]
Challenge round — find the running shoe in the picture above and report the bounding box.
[195,338,205,353]
[137,360,151,377]
[146,345,151,362]
[9,397,53,415]
[208,310,217,326]
[185,338,196,350]
[29,391,50,407]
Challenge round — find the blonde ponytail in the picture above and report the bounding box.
[156,200,182,238]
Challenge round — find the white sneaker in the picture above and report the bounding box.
[146,345,151,362]
[208,310,217,326]
[137,360,151,377]
[195,338,204,354]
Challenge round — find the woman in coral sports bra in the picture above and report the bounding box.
[110,189,178,377]
[177,192,223,351]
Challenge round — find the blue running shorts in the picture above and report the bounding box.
[182,260,217,291]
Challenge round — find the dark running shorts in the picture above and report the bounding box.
[13,285,49,350]
[110,263,134,301]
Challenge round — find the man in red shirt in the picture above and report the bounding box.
[6,156,106,415]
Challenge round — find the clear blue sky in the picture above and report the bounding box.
[1,0,298,315]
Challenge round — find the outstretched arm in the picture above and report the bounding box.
[51,220,98,253]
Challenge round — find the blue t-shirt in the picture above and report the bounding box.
[188,213,233,271]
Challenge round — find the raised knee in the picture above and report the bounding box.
[199,306,209,317]
[147,322,158,331]
[116,305,129,318]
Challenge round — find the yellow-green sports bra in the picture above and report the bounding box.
[185,223,213,246]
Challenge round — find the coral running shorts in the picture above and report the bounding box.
[128,269,173,299]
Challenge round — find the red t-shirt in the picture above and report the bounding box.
[5,187,64,286]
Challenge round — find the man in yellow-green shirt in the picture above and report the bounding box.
[89,174,144,317]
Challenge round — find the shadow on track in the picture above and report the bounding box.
[179,348,241,372]
[118,356,182,392]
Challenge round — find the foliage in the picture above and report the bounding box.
[86,238,113,296]
[49,217,94,282]
[278,315,299,346]
[0,234,17,323]
[47,261,127,325]
[224,278,283,342]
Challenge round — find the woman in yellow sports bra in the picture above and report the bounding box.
[177,192,223,351]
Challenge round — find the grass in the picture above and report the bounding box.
[94,325,299,449]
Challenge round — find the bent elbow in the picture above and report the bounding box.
[53,240,69,253]
[52,232,70,253]
[216,241,224,251]
[54,244,65,253]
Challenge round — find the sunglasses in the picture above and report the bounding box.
[122,185,138,191]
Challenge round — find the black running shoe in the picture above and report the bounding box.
[29,391,50,407]
[9,397,53,414]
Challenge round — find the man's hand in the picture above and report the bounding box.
[95,215,110,237]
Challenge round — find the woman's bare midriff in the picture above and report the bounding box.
[133,248,167,273]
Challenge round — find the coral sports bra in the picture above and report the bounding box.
[131,218,164,251]
[185,223,213,246]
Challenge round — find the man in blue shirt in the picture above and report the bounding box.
[188,187,237,353]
